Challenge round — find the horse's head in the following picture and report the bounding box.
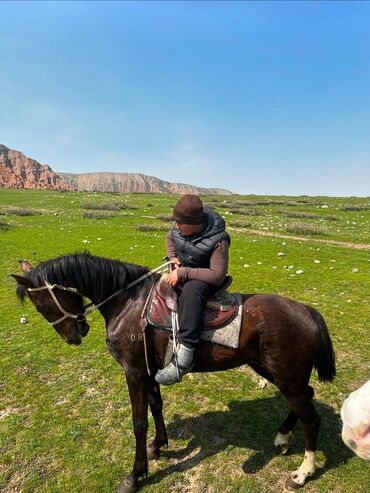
[12,260,90,346]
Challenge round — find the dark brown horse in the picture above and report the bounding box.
[12,252,336,492]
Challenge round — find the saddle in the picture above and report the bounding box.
[147,275,239,330]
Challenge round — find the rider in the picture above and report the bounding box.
[155,194,231,385]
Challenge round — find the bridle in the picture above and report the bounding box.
[26,281,87,326]
[26,261,171,327]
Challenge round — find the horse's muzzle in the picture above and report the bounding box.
[77,319,90,337]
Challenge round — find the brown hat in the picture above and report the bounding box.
[173,194,204,225]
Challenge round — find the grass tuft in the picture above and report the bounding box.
[235,208,264,216]
[280,210,319,218]
[82,212,115,219]
[155,214,173,222]
[218,202,246,210]
[136,224,169,232]
[5,207,41,216]
[229,220,252,228]
[286,221,328,235]
[340,204,370,211]
[82,202,138,210]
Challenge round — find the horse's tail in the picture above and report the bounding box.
[307,306,336,382]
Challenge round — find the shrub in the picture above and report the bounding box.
[203,203,217,210]
[0,221,9,230]
[280,210,318,219]
[204,197,222,203]
[82,202,138,210]
[286,222,328,235]
[230,199,300,206]
[229,220,252,228]
[82,212,115,219]
[296,198,323,205]
[155,214,173,222]
[218,202,245,210]
[5,207,40,216]
[324,215,340,221]
[340,204,370,211]
[136,224,169,232]
[236,208,264,216]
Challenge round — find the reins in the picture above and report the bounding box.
[26,261,172,327]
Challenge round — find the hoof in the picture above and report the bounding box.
[285,476,303,491]
[117,478,139,493]
[275,443,289,455]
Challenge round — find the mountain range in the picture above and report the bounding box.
[0,145,232,195]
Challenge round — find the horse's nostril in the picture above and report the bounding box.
[77,321,90,337]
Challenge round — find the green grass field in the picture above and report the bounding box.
[1,189,369,493]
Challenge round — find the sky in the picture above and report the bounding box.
[1,1,369,196]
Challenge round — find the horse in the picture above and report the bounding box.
[12,252,336,492]
[341,379,370,461]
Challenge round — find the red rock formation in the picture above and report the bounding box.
[0,145,71,190]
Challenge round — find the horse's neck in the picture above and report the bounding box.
[100,282,154,326]
[75,273,152,323]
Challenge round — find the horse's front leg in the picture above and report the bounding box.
[147,378,168,460]
[118,369,149,493]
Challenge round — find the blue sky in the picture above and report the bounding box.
[1,1,369,196]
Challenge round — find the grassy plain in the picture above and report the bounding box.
[0,189,369,493]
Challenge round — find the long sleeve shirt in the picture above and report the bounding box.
[166,232,229,286]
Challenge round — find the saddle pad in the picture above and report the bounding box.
[201,293,242,348]
[151,293,243,350]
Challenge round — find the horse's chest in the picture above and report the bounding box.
[106,317,145,369]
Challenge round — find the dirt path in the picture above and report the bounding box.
[230,228,370,251]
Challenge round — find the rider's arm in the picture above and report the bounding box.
[177,240,229,286]
[166,231,177,259]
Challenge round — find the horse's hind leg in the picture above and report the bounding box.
[284,386,321,490]
[147,378,168,460]
[274,410,298,455]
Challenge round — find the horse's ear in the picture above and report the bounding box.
[11,274,34,288]
[19,260,33,272]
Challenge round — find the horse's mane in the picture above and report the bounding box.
[16,251,150,303]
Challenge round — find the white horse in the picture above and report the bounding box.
[341,379,370,460]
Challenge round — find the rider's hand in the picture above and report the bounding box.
[166,268,179,287]
[170,257,181,269]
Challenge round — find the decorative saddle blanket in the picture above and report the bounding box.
[147,277,243,349]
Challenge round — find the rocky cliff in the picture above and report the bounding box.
[0,145,70,190]
[0,144,232,195]
[59,172,232,195]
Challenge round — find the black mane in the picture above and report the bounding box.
[16,252,150,303]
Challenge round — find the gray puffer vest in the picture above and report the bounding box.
[171,209,231,268]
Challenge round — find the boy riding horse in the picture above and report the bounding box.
[155,194,231,385]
